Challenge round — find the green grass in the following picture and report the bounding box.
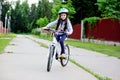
[32,33,52,41]
[35,33,120,59]
[65,40,120,59]
[70,59,111,80]
[0,33,16,53]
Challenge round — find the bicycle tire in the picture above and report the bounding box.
[60,44,70,67]
[47,45,55,72]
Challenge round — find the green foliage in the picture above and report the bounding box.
[40,0,52,20]
[11,0,30,33]
[83,17,100,28]
[71,0,99,24]
[27,22,34,32]
[10,0,52,33]
[97,0,120,20]
[31,28,41,35]
[34,0,52,22]
[83,17,100,39]
[51,0,76,21]
[36,17,49,27]
[28,4,37,30]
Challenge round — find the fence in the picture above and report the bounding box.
[68,24,81,39]
[69,18,120,42]
[85,18,120,42]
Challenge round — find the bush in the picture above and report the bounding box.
[31,28,41,35]
[83,17,100,28]
[36,16,49,27]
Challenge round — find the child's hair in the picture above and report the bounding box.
[55,14,68,31]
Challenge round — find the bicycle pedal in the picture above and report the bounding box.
[60,56,66,59]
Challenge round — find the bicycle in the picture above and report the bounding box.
[42,29,70,72]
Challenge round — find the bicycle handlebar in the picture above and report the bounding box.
[42,28,66,36]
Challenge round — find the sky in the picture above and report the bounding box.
[7,0,53,5]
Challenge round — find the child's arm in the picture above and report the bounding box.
[46,20,58,28]
[66,19,73,35]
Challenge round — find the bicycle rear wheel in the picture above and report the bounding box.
[60,44,70,67]
[47,45,55,72]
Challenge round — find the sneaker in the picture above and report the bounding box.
[60,54,66,59]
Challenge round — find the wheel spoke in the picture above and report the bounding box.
[60,44,70,67]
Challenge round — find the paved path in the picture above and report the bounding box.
[0,35,97,80]
[27,35,120,80]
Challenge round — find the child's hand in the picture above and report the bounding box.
[42,27,48,29]
[65,31,69,35]
[41,27,47,32]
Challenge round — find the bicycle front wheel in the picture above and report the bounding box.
[47,45,55,72]
[60,44,70,67]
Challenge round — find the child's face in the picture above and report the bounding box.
[60,13,67,20]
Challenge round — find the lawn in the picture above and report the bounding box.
[36,33,120,59]
[0,33,16,53]
[65,40,120,59]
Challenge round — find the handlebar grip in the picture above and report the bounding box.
[43,28,50,31]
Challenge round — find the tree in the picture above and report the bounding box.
[20,0,30,32]
[40,0,52,20]
[27,4,37,31]
[71,0,99,24]
[33,0,52,29]
[11,0,20,33]
[29,4,36,23]
[98,0,120,19]
[34,0,42,22]
[11,0,52,33]
[11,0,30,33]
[36,16,49,27]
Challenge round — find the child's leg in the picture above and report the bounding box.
[59,34,67,54]
[55,35,60,42]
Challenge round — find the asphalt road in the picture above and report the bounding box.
[0,35,97,80]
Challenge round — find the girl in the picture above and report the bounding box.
[43,8,73,59]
